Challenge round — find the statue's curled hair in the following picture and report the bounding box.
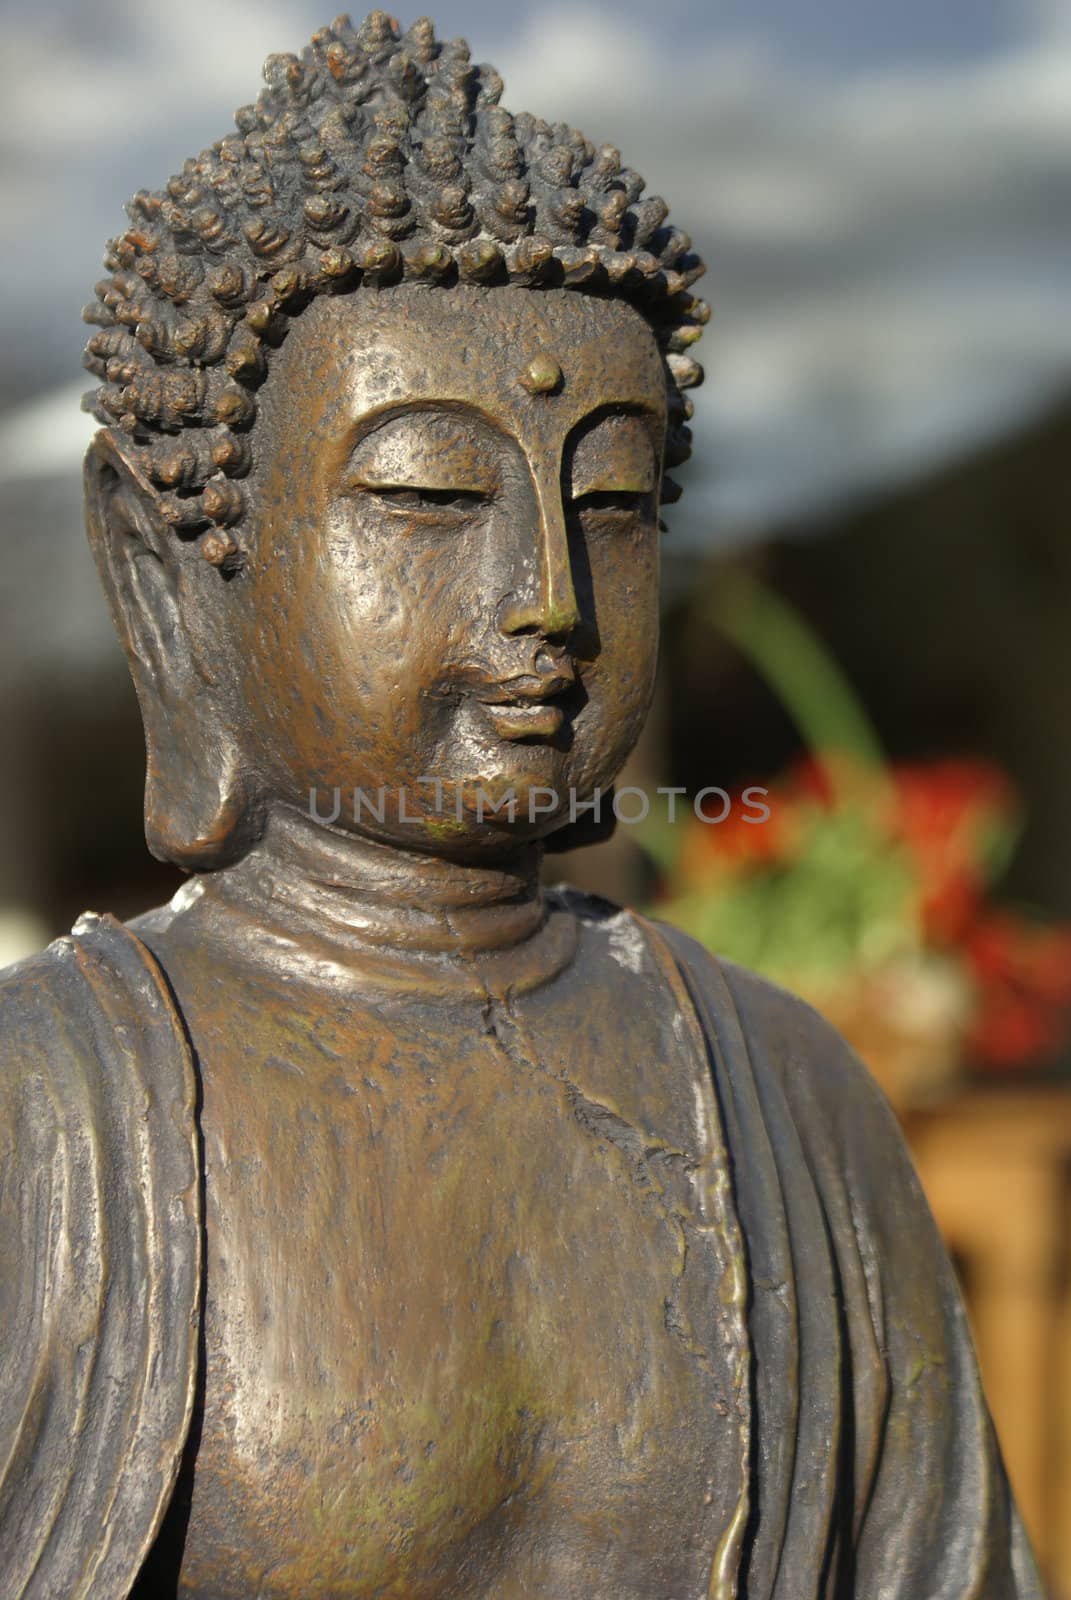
[83,10,708,571]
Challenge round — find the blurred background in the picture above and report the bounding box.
[2,0,1070,1587]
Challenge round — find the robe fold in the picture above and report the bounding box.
[653,922,1042,1600]
[0,910,1042,1598]
[0,914,200,1600]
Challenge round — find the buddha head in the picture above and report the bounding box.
[82,11,707,870]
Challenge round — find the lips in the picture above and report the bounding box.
[444,659,576,743]
[476,670,575,703]
[482,700,566,741]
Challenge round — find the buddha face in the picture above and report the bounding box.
[231,284,666,858]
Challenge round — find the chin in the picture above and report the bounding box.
[453,756,570,825]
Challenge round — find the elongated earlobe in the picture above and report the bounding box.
[83,429,263,869]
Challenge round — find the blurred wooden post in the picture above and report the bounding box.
[904,1090,1071,1594]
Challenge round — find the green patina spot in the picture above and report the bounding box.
[424,816,467,839]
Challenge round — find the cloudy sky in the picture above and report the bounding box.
[2,0,1070,545]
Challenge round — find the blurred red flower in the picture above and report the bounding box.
[658,752,1071,1076]
[890,760,1017,944]
[964,913,1071,1069]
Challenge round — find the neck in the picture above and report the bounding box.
[238,804,547,954]
[194,806,571,990]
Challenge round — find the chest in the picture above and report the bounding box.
[173,995,740,1598]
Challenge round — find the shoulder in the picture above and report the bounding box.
[717,951,892,1110]
[0,912,197,1181]
[0,931,84,1023]
[646,919,907,1169]
[0,904,198,1204]
[647,919,875,1081]
[545,882,626,926]
[0,934,91,1119]
[0,910,185,1078]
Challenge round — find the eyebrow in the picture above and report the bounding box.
[346,394,662,444]
[568,400,663,434]
[345,399,510,452]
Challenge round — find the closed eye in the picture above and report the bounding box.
[571,489,650,513]
[355,483,493,521]
[369,486,489,511]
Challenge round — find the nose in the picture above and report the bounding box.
[498,471,581,641]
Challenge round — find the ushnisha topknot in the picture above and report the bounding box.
[83,10,708,569]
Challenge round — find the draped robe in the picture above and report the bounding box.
[0,907,1042,1598]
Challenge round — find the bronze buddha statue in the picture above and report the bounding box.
[0,13,1043,1598]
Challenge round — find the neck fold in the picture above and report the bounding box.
[187,805,576,997]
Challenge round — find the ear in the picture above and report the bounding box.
[83,430,263,870]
